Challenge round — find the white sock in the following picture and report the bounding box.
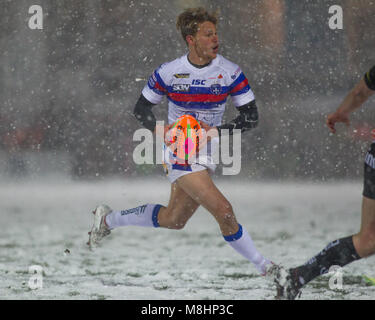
[105,204,162,229]
[224,224,270,274]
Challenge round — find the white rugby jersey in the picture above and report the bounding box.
[142,54,255,127]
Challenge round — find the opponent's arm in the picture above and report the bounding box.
[327,66,375,133]
[215,100,259,136]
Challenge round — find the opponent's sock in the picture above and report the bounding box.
[224,224,270,274]
[291,235,361,288]
[105,204,163,229]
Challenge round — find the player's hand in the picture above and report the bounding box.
[198,121,218,140]
[326,112,350,134]
[154,123,174,145]
[164,124,175,146]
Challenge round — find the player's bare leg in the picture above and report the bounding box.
[87,170,276,276]
[276,200,369,300]
[177,170,238,235]
[353,196,375,257]
[87,181,200,248]
[176,169,272,275]
[157,182,200,229]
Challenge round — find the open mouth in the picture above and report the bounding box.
[213,45,219,53]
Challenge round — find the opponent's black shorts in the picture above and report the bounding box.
[363,143,375,199]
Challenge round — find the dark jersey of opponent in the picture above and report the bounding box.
[364,65,375,90]
[362,65,375,199]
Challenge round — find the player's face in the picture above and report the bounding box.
[190,21,219,64]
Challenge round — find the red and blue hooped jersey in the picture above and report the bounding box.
[142,54,255,126]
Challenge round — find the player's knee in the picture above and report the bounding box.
[171,220,186,230]
[168,216,188,230]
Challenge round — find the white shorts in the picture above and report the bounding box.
[162,138,219,183]
[163,160,217,183]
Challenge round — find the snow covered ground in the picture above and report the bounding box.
[1,177,374,300]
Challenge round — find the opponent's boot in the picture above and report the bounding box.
[274,268,302,300]
[88,204,112,250]
[263,262,286,281]
[262,263,298,299]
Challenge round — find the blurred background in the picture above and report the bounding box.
[1,0,374,181]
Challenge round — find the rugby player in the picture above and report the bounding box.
[88,7,279,277]
[275,65,375,299]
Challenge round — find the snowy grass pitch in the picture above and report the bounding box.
[1,178,374,300]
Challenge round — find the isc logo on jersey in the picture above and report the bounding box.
[192,79,206,85]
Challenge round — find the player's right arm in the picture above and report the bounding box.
[133,65,172,135]
[134,94,157,132]
[133,94,173,139]
[326,65,375,133]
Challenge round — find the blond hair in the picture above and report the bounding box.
[176,7,218,44]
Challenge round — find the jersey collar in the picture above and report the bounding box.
[183,54,219,72]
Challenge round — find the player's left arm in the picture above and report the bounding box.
[199,100,258,138]
[212,69,258,137]
[215,100,259,136]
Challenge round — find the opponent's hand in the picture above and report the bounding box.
[326,111,350,134]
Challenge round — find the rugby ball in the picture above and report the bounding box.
[167,114,203,162]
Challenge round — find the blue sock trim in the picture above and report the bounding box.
[152,204,162,228]
[223,224,243,242]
